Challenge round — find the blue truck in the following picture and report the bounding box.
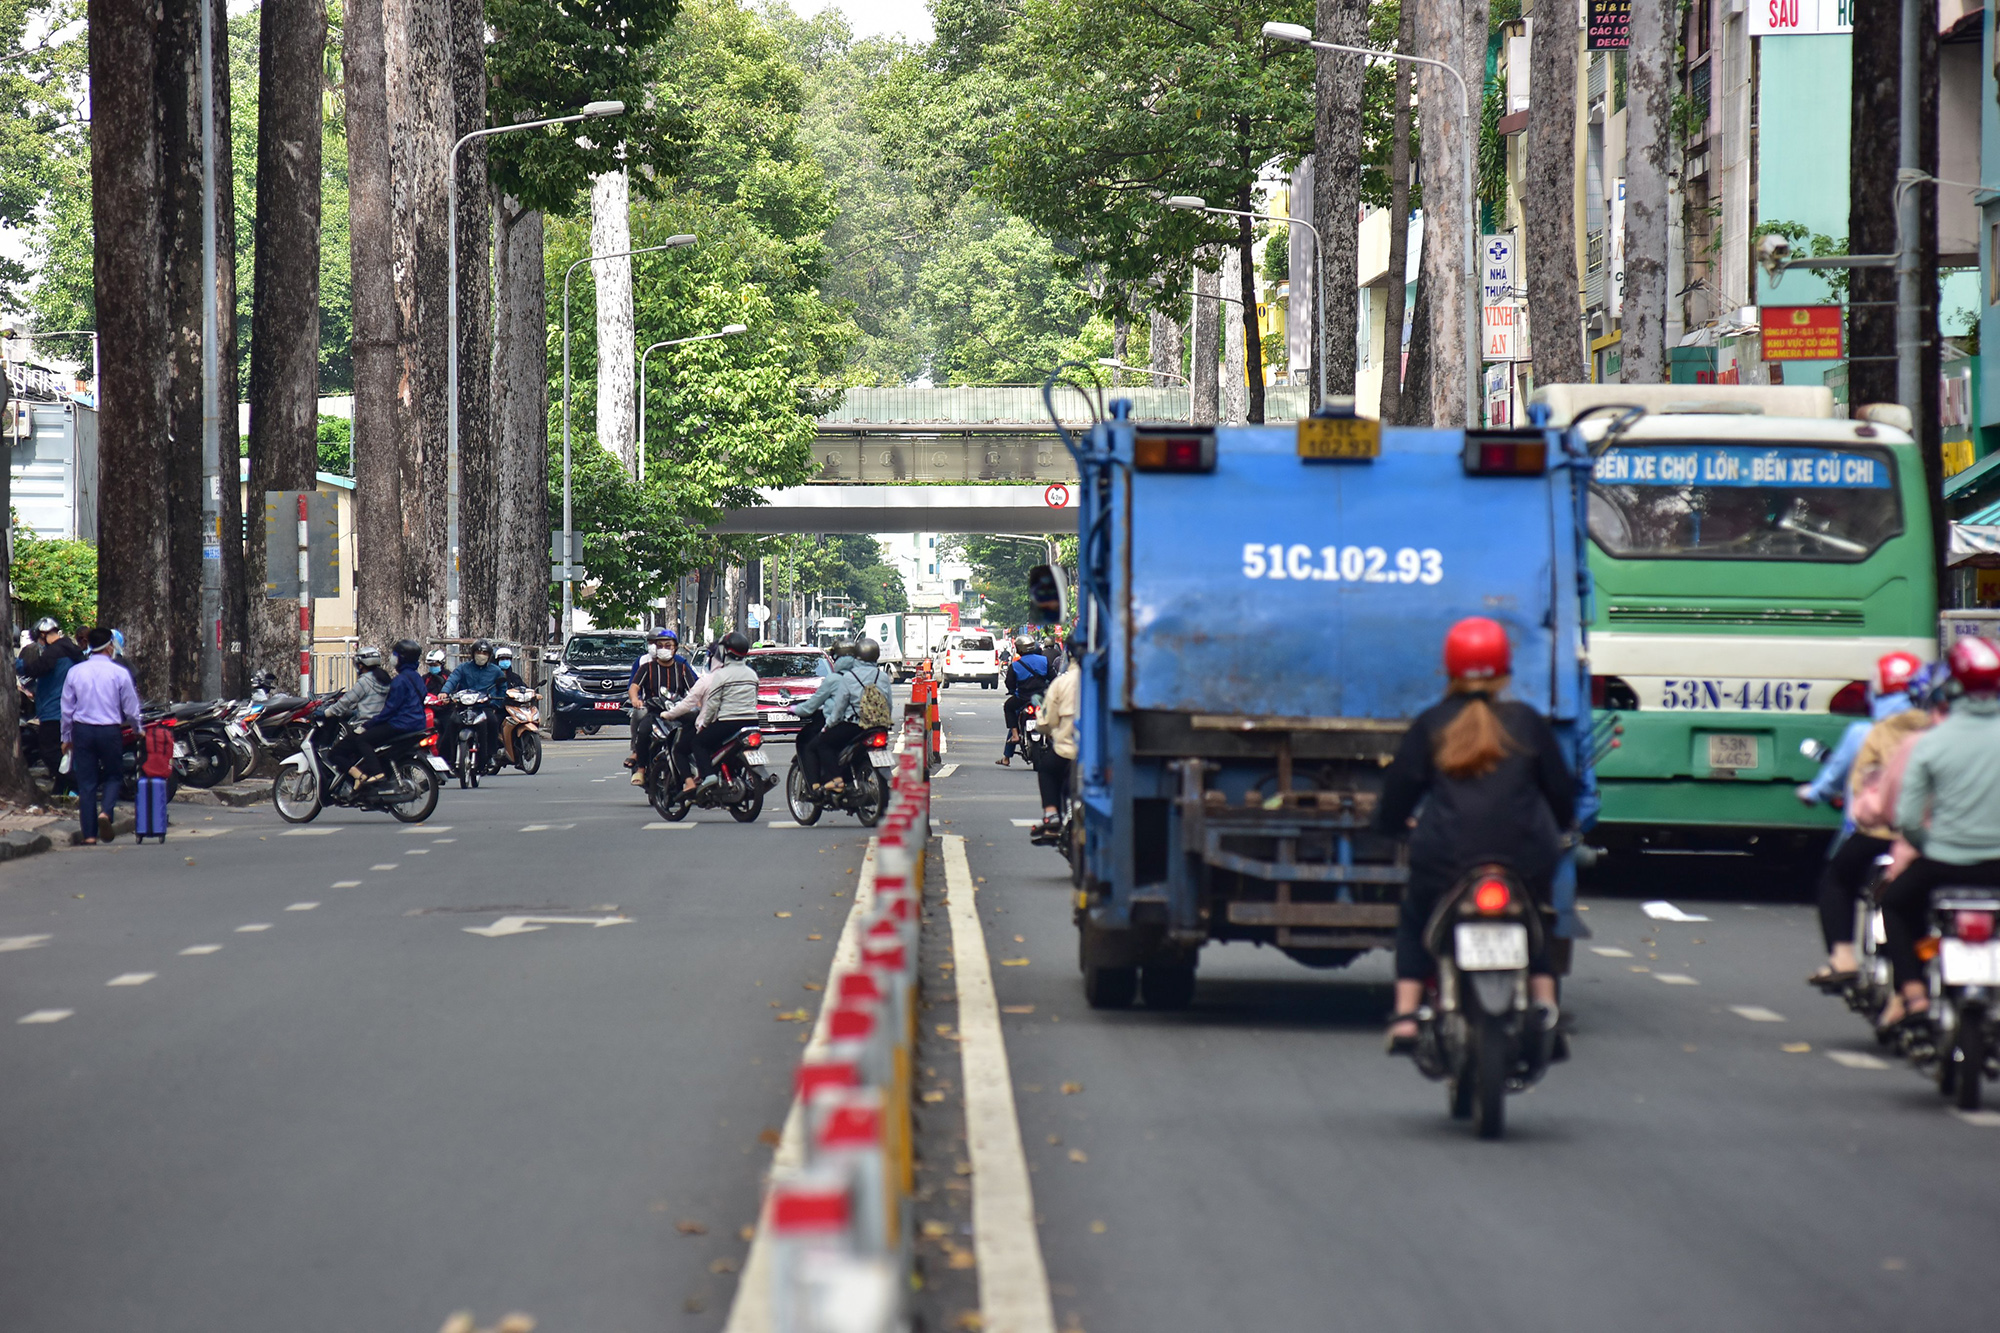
[1056,396,1602,1009]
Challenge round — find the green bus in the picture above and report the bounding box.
[1538,385,1938,857]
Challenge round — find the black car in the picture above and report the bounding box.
[550,632,647,740]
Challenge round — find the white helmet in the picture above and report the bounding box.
[425,648,446,667]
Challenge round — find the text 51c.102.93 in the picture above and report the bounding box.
[1242,543,1444,585]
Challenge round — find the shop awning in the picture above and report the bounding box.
[1948,522,2000,567]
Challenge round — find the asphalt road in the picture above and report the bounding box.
[0,735,872,1332]
[9,690,1999,1333]
[924,687,2000,1333]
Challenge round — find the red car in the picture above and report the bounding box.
[745,647,834,743]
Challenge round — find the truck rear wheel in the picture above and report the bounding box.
[1083,964,1137,1009]
[1141,959,1197,1010]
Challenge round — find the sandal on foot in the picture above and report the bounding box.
[1808,967,1859,991]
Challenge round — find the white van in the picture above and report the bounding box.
[940,631,1002,689]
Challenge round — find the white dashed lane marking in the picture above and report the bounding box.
[1591,947,1632,958]
[1827,1051,1891,1070]
[933,764,958,779]
[1009,818,1041,828]
[235,924,272,933]
[1655,974,1700,985]
[331,881,362,888]
[105,973,155,987]
[1730,1006,1786,1022]
[1952,1109,2000,1127]
[18,1010,72,1024]
[286,902,319,911]
[279,828,338,836]
[0,935,52,952]
[369,863,399,871]
[179,945,222,956]
[643,822,698,830]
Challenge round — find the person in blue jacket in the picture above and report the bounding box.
[997,636,1052,766]
[343,640,429,787]
[443,638,506,769]
[19,617,84,793]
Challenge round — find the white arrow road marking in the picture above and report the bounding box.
[1730,1005,1786,1022]
[462,914,633,938]
[1826,1050,1890,1070]
[1642,900,1710,923]
[17,1010,72,1024]
[0,935,53,953]
[106,973,155,987]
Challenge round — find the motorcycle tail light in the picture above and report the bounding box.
[866,731,889,749]
[742,730,763,748]
[1828,681,1870,716]
[1915,936,1941,962]
[1956,911,1995,945]
[1472,879,1512,914]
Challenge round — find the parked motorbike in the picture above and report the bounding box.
[1904,886,2000,1110]
[1406,864,1558,1140]
[783,724,892,827]
[502,686,544,775]
[158,700,237,789]
[643,714,774,823]
[447,691,501,789]
[250,691,337,763]
[272,717,444,824]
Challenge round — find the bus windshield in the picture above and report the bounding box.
[1589,442,1902,562]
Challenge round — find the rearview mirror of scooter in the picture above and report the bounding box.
[1028,564,1068,625]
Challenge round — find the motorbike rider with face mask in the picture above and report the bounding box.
[421,648,448,695]
[661,631,759,794]
[795,639,892,793]
[626,628,698,785]
[489,645,533,766]
[325,646,393,788]
[443,639,506,771]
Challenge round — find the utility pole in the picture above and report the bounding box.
[198,0,223,696]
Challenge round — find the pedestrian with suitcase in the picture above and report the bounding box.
[60,627,144,846]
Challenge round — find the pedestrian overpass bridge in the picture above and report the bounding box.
[710,384,1308,534]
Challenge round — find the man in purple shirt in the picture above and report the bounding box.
[61,627,144,845]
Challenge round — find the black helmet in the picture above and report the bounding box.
[830,640,859,659]
[721,631,752,658]
[471,638,493,661]
[856,637,880,663]
[394,638,422,666]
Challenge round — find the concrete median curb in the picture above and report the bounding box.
[0,828,55,861]
[173,781,271,808]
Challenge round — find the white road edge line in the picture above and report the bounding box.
[725,838,883,1333]
[933,763,958,779]
[943,833,1058,1333]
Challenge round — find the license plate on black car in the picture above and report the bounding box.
[594,702,623,711]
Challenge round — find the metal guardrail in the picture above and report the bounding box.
[816,384,1312,425]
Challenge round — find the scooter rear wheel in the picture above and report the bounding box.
[1473,1013,1509,1139]
[386,758,440,823]
[1955,1010,1986,1112]
[730,786,765,823]
[785,762,823,826]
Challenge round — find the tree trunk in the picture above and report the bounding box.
[1526,0,1586,386]
[1233,187,1264,423]
[160,0,206,699]
[1621,0,1672,384]
[1314,0,1368,405]
[211,0,246,696]
[1378,0,1416,422]
[1190,259,1220,425]
[1110,313,1128,385]
[491,199,550,651]
[591,169,636,476]
[1147,308,1183,390]
[453,0,493,637]
[247,0,326,678]
[346,0,402,653]
[1848,2,1901,409]
[1400,229,1434,424]
[1414,0,1485,428]
[1222,245,1248,424]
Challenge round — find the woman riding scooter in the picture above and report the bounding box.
[1377,617,1575,1055]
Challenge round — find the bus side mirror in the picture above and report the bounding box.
[1028,564,1068,625]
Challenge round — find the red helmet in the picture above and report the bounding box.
[1946,636,2000,695]
[1876,651,1923,694]
[1444,617,1511,682]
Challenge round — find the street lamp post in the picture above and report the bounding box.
[447,98,625,651]
[637,324,749,483]
[560,235,698,639]
[1164,196,1327,408]
[1262,22,1478,427]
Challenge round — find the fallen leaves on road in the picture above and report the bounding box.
[1061,1081,1084,1095]
[683,1297,705,1314]
[1067,1149,1088,1163]
[1047,1133,1062,1145]
[803,981,823,991]
[935,1024,958,1038]
[775,1009,810,1022]
[921,1219,952,1238]
[1002,1004,1035,1014]
[740,1225,755,1241]
[954,1160,973,1176]
[1089,1220,1107,1234]
[1782,1042,1812,1053]
[1000,958,1030,967]
[774,911,792,918]
[947,1248,976,1269]
[807,934,823,940]
[708,1257,739,1275]
[757,1126,782,1146]
[953,1312,985,1330]
[923,1090,947,1103]
[1013,935,1025,943]
[675,1220,708,1235]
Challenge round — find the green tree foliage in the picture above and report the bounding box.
[316,414,352,475]
[4,0,90,357]
[981,0,1316,315]
[942,534,1076,630]
[9,519,96,630]
[550,0,853,628]
[1358,0,1420,215]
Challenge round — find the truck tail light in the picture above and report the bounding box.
[1828,681,1870,716]
[1461,430,1548,476]
[1134,426,1216,473]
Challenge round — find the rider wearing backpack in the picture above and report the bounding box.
[794,638,893,792]
[998,637,1051,766]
